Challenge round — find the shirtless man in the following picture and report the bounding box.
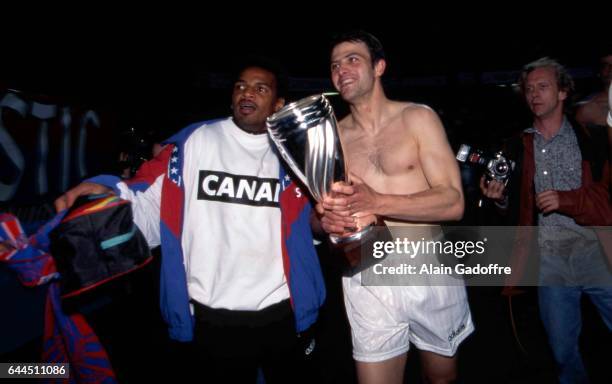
[576,53,611,128]
[318,31,473,384]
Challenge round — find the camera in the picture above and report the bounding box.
[456,144,515,185]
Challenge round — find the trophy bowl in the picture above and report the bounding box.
[266,94,371,245]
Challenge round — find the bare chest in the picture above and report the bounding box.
[341,124,422,189]
[584,96,610,126]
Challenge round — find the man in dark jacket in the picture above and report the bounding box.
[481,57,612,384]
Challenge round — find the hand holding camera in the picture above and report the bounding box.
[479,176,506,201]
[456,144,515,202]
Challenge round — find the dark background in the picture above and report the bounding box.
[2,16,609,139]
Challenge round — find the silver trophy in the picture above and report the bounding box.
[266,94,371,245]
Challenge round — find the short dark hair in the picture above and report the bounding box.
[233,55,288,99]
[330,30,385,67]
[519,57,575,95]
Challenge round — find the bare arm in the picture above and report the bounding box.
[54,182,112,212]
[574,103,589,128]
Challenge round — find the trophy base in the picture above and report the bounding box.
[328,225,393,276]
[329,226,373,245]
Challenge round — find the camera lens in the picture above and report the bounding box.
[495,162,509,175]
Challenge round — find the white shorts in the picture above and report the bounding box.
[342,272,474,363]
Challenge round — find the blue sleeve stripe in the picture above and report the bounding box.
[159,221,194,341]
[286,203,325,331]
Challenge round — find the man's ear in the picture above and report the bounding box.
[559,89,568,102]
[374,59,386,77]
[274,97,285,112]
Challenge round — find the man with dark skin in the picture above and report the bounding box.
[56,60,325,383]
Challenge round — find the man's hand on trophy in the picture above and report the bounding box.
[317,181,356,236]
[343,173,383,219]
[319,176,381,234]
[317,207,356,236]
[351,212,379,231]
[319,181,353,211]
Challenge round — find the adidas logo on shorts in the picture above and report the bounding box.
[448,323,466,342]
[304,339,316,355]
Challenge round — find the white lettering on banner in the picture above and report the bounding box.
[0,93,27,200]
[31,102,57,195]
[60,107,72,192]
[0,91,102,201]
[77,111,101,179]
